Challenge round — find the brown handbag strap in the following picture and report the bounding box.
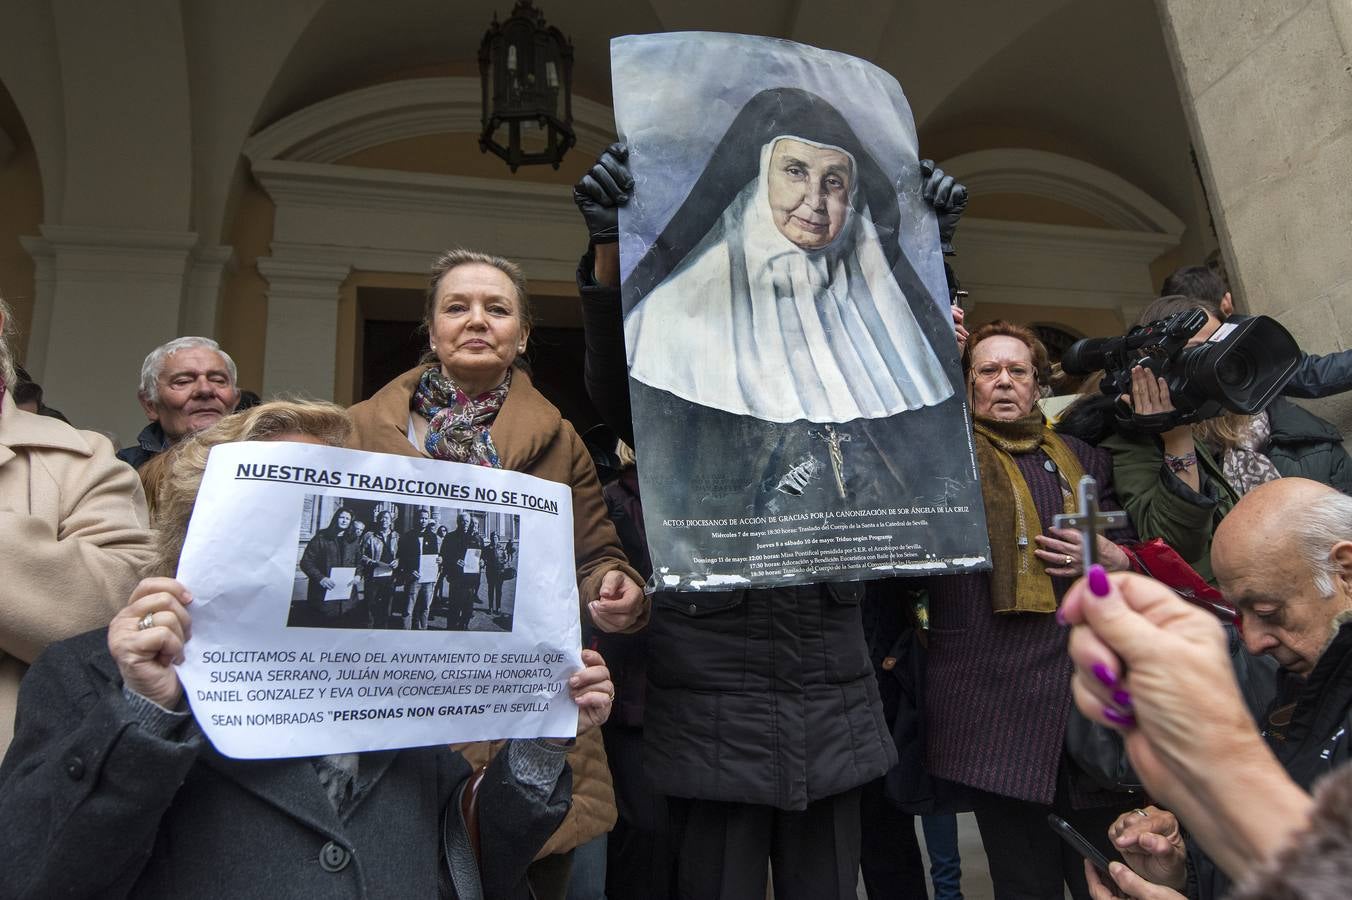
[460,765,489,863]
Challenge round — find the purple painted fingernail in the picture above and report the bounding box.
[1103,706,1137,728]
[1055,605,1068,625]
[1088,564,1110,597]
[1112,689,1133,709]
[1091,662,1119,689]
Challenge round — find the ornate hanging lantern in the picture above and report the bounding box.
[478,1,575,171]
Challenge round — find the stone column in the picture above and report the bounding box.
[17,235,56,380]
[1156,0,1352,430]
[257,255,351,401]
[180,245,236,337]
[23,224,197,440]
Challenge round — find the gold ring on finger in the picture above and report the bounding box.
[138,612,156,631]
[1134,808,1149,818]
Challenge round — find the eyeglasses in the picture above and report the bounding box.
[971,362,1035,383]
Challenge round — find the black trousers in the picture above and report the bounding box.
[858,777,928,900]
[602,723,671,900]
[666,788,862,900]
[973,777,1132,900]
[365,578,397,628]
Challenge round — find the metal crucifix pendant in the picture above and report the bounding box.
[810,424,852,500]
[1052,475,1127,569]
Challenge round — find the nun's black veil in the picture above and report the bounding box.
[622,87,938,315]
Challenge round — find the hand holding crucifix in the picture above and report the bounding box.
[1035,474,1132,577]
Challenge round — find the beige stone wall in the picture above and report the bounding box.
[215,77,1186,402]
[1157,0,1352,431]
[212,123,1148,401]
[0,92,41,365]
[216,177,276,394]
[965,302,1125,341]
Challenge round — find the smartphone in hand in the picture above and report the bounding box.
[1047,813,1117,879]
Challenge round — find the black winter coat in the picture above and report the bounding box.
[300,525,361,608]
[1281,348,1352,400]
[1264,397,1352,494]
[1189,617,1352,899]
[115,422,169,470]
[578,258,896,809]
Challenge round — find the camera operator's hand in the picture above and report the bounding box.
[921,159,968,254]
[1121,367,1200,492]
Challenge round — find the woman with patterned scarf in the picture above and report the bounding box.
[347,248,645,900]
[923,321,1142,900]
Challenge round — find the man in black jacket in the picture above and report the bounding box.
[1161,265,1352,400]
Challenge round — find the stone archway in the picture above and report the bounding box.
[242,76,615,399]
[937,147,1183,328]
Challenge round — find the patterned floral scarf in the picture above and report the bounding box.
[1222,410,1282,496]
[411,367,510,468]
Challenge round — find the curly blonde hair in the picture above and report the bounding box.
[149,400,353,575]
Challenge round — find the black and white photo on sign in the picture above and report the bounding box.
[287,492,520,633]
[611,33,990,588]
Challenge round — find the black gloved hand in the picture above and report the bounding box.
[573,142,634,245]
[920,159,969,255]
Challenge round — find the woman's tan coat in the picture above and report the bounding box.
[0,391,154,758]
[348,365,645,857]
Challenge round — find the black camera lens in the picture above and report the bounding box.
[1216,352,1254,389]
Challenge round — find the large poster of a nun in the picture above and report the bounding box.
[612,33,989,589]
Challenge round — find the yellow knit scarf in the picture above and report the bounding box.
[972,411,1085,614]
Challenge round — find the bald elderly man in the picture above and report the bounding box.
[1088,477,1352,900]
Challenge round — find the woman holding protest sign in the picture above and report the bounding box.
[296,506,362,627]
[0,400,616,899]
[348,249,646,898]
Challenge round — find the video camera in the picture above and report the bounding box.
[1061,308,1299,431]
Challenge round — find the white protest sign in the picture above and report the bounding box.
[324,567,356,601]
[418,554,439,583]
[175,441,582,759]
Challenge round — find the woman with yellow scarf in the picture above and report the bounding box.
[924,321,1140,900]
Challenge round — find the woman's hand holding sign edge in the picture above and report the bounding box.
[109,577,195,710]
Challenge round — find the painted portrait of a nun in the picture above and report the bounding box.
[624,88,954,425]
[609,41,988,586]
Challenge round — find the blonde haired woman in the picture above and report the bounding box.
[0,401,615,899]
